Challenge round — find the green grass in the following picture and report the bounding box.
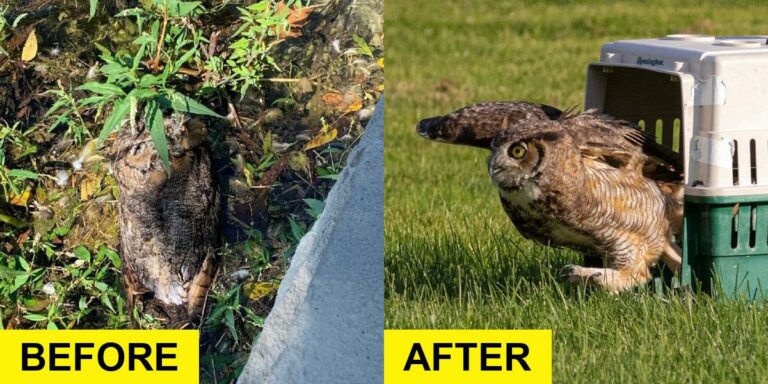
[385,1,768,382]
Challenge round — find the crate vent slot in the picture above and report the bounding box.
[673,118,681,153]
[732,140,740,186]
[750,139,757,185]
[732,206,739,249]
[750,205,757,248]
[655,119,663,145]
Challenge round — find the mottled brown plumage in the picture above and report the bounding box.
[113,114,219,327]
[418,102,684,292]
[417,102,563,148]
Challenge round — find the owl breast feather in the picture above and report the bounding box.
[499,185,597,252]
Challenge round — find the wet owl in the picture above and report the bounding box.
[418,102,683,292]
[113,113,218,326]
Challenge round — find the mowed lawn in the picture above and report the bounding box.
[384,1,768,382]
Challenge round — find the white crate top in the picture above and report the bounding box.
[600,34,768,72]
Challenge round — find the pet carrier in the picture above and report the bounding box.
[584,34,768,300]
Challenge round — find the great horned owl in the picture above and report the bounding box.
[418,102,683,292]
[113,113,218,327]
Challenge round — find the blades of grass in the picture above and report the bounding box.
[98,96,131,144]
[145,99,171,173]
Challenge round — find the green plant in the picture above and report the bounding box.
[352,34,374,58]
[0,121,38,203]
[204,1,292,99]
[47,0,223,172]
[0,241,128,330]
[43,81,91,144]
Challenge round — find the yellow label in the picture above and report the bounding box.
[385,329,552,384]
[0,330,198,384]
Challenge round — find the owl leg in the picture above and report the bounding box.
[660,240,682,273]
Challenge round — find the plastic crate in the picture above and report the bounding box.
[584,34,768,299]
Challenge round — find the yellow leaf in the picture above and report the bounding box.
[9,186,31,206]
[345,97,363,112]
[377,57,384,68]
[243,281,280,300]
[79,175,102,201]
[21,29,38,62]
[304,127,338,150]
[377,84,384,91]
[243,165,254,187]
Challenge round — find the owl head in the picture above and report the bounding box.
[488,120,580,192]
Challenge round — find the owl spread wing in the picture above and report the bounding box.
[417,101,562,148]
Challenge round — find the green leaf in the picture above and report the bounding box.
[43,98,69,118]
[73,245,91,262]
[132,34,155,46]
[78,95,108,106]
[18,257,30,272]
[133,42,147,70]
[101,293,115,313]
[7,169,37,180]
[173,48,197,71]
[0,212,26,228]
[89,0,98,19]
[128,88,159,99]
[163,1,203,17]
[352,34,374,58]
[93,42,114,61]
[23,314,47,322]
[47,321,58,330]
[100,246,121,268]
[98,96,131,144]
[167,91,223,118]
[12,274,29,292]
[77,82,126,96]
[145,100,171,173]
[225,308,238,343]
[303,198,325,218]
[95,281,108,292]
[100,62,128,76]
[139,74,162,88]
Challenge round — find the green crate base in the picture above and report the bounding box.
[683,194,768,301]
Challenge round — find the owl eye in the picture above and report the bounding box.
[508,143,527,159]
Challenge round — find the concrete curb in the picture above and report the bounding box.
[237,98,384,384]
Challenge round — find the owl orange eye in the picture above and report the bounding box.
[508,143,527,159]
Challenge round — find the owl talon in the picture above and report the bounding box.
[559,264,602,284]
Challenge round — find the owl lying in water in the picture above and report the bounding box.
[418,102,683,292]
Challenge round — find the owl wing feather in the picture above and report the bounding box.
[417,102,563,148]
